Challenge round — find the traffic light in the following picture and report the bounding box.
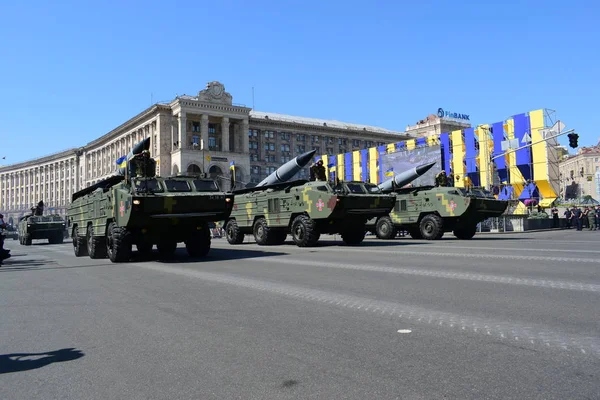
[568,133,579,148]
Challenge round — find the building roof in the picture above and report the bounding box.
[249,110,406,136]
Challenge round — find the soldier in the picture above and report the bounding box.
[551,205,559,228]
[574,206,583,231]
[0,213,8,265]
[563,207,572,229]
[588,206,596,230]
[435,170,448,187]
[132,150,156,178]
[309,159,326,181]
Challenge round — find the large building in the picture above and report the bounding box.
[0,81,414,223]
[558,145,600,200]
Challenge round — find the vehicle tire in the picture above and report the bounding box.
[341,229,366,245]
[157,240,177,258]
[453,225,477,240]
[225,220,244,244]
[106,222,132,263]
[290,214,320,247]
[87,224,107,259]
[253,217,273,245]
[73,226,88,257]
[375,216,397,240]
[24,234,32,246]
[419,214,444,240]
[186,223,211,257]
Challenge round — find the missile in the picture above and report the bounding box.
[256,149,316,187]
[378,161,436,192]
[116,137,151,175]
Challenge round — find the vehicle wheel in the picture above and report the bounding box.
[419,214,444,240]
[291,214,320,247]
[253,217,274,245]
[106,222,132,262]
[375,216,397,240]
[341,229,366,245]
[225,220,244,244]
[186,223,211,257]
[73,226,88,257]
[157,240,178,258]
[24,234,32,246]
[87,224,107,259]
[454,225,477,240]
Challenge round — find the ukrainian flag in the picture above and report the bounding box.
[229,160,235,171]
[385,167,394,177]
[116,155,127,169]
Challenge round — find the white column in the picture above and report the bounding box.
[201,114,209,150]
[242,118,249,154]
[178,111,186,149]
[221,117,230,152]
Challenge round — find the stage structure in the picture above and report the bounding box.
[316,109,561,215]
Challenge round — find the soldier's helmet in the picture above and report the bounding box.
[316,159,323,166]
[141,150,150,157]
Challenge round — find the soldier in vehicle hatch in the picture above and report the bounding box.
[131,150,156,178]
[309,159,326,181]
[434,170,448,187]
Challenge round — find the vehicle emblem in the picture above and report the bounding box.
[449,201,457,211]
[316,199,324,211]
[119,201,125,217]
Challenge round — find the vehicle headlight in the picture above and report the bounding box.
[133,199,141,205]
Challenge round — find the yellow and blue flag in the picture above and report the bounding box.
[385,167,394,177]
[116,155,127,169]
[229,160,235,171]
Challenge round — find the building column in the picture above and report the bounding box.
[241,118,249,154]
[178,111,186,149]
[201,114,209,150]
[221,117,230,152]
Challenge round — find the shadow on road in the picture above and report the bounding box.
[0,259,58,271]
[156,247,289,263]
[0,348,84,374]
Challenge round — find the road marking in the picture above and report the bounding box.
[256,258,600,293]
[397,329,412,333]
[127,262,600,358]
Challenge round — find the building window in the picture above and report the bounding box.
[296,134,305,142]
[296,145,305,153]
[264,130,275,139]
[280,144,290,152]
[192,122,200,132]
[249,129,258,137]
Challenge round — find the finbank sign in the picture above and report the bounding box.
[437,108,470,121]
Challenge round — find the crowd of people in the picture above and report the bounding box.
[558,205,600,231]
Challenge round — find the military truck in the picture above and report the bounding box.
[366,185,509,240]
[223,179,396,247]
[67,173,234,262]
[18,214,66,245]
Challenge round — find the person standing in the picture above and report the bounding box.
[551,206,559,228]
[588,206,596,230]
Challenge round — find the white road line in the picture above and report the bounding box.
[255,258,600,293]
[126,262,600,358]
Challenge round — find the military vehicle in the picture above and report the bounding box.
[224,178,396,247]
[17,201,66,245]
[66,138,234,262]
[366,185,509,240]
[3,225,18,241]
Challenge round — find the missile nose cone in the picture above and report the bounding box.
[296,149,317,167]
[415,161,436,176]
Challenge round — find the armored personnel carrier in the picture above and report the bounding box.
[366,185,509,240]
[224,179,396,247]
[17,201,66,245]
[66,138,234,262]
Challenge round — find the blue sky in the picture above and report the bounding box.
[0,0,596,165]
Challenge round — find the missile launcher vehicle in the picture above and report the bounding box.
[17,201,66,245]
[366,185,509,240]
[223,150,396,247]
[66,138,234,262]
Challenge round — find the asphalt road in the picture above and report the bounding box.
[1,230,599,399]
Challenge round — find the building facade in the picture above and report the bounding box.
[558,146,600,200]
[0,81,411,223]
